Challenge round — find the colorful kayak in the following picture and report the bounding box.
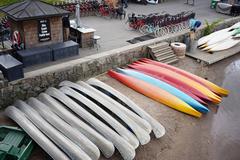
[108,70,202,118]
[116,68,209,113]
[127,68,207,105]
[140,58,229,96]
[129,62,212,102]
[129,63,222,104]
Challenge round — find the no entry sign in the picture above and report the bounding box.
[38,19,51,42]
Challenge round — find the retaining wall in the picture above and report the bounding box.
[1,16,240,109]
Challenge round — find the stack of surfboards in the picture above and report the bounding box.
[5,78,165,160]
[198,22,240,53]
[109,58,229,118]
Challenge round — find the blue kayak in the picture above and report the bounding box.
[117,68,209,113]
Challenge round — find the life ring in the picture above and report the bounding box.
[170,42,186,58]
[12,30,21,46]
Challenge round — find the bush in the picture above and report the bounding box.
[203,19,223,36]
[0,0,20,7]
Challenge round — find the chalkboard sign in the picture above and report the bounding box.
[38,19,51,42]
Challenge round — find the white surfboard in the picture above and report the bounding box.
[198,22,240,47]
[208,37,240,52]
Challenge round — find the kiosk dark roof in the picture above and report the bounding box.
[0,0,70,21]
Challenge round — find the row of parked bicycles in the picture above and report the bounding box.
[54,0,126,19]
[0,16,10,41]
[126,11,196,37]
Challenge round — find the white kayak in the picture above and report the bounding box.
[198,22,240,47]
[86,78,165,139]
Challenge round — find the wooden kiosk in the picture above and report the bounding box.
[0,0,79,68]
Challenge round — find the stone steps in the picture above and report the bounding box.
[154,50,173,58]
[148,42,169,51]
[148,42,179,64]
[160,56,179,64]
[154,47,173,55]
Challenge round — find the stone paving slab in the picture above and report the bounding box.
[186,41,240,65]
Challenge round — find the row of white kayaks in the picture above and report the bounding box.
[197,22,240,53]
[5,78,165,160]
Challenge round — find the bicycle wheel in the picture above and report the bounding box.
[139,25,149,35]
[148,26,155,34]
[154,27,159,37]
[178,23,185,32]
[182,21,188,29]
[156,27,163,37]
[156,27,165,37]
[168,25,174,34]
[173,24,180,33]
[125,21,135,31]
[161,26,169,36]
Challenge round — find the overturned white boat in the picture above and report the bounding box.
[78,81,152,135]
[5,106,70,160]
[59,86,140,148]
[59,81,151,145]
[86,78,166,138]
[38,93,115,158]
[14,100,91,160]
[28,97,100,160]
[45,87,136,160]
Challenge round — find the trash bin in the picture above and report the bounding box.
[170,42,187,58]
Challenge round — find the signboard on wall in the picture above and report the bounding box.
[38,19,51,42]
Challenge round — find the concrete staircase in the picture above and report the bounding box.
[148,42,179,64]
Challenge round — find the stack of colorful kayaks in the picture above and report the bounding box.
[108,58,229,118]
[198,22,240,53]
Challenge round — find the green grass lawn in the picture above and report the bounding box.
[0,0,20,7]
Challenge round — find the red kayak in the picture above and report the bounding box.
[130,68,207,105]
[140,58,229,97]
[108,70,202,118]
[128,63,221,104]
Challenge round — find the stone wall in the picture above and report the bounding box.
[0,16,240,109]
[23,16,63,49]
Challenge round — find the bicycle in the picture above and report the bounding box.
[126,11,195,37]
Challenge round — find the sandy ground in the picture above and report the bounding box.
[1,53,240,160]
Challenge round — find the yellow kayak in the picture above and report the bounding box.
[108,70,202,118]
[130,62,222,104]
[141,58,229,96]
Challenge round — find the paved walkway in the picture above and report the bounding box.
[24,0,230,72]
[79,0,229,55]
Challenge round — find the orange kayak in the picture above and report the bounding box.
[140,58,229,97]
[127,68,207,105]
[129,62,222,104]
[108,70,202,118]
